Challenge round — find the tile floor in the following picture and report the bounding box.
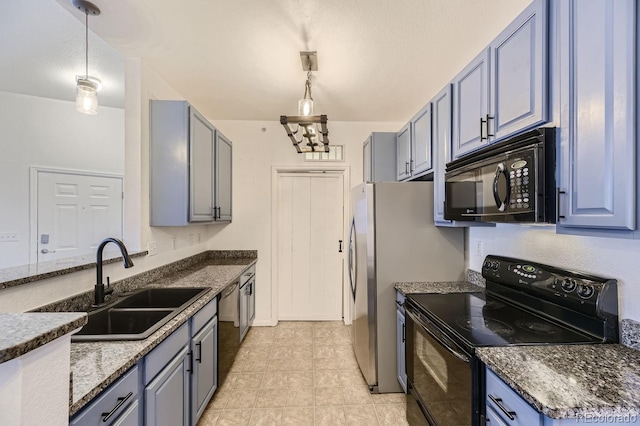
[197,321,409,426]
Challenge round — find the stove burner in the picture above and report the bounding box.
[483,300,505,309]
[455,317,515,336]
[515,319,558,335]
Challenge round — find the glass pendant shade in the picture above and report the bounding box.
[298,98,313,116]
[76,79,98,115]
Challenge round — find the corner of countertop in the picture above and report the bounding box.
[0,312,87,364]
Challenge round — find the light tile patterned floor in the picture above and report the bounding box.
[198,321,409,426]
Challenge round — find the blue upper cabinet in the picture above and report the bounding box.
[556,0,636,233]
[452,0,549,160]
[397,103,434,181]
[452,49,490,160]
[490,0,548,141]
[396,123,412,181]
[411,103,433,176]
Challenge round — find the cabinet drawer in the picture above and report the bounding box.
[240,265,256,287]
[145,322,189,385]
[486,368,541,426]
[192,297,217,335]
[70,365,139,425]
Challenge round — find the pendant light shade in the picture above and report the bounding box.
[72,0,101,115]
[76,78,98,115]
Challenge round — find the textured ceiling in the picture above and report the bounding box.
[0,1,124,108]
[7,0,532,121]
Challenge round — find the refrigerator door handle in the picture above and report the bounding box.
[348,217,357,300]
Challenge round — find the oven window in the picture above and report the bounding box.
[412,323,472,425]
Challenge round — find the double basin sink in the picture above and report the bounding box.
[72,287,211,341]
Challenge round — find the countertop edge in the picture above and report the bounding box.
[69,259,256,416]
[0,313,88,364]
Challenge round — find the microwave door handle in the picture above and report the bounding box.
[493,163,511,212]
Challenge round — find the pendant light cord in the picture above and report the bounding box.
[85,10,89,79]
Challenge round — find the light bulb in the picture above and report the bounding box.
[76,79,98,115]
[298,98,313,116]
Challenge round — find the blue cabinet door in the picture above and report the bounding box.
[145,346,190,426]
[396,123,412,181]
[412,103,433,176]
[490,0,548,141]
[452,48,490,159]
[556,0,636,231]
[191,317,218,424]
[432,85,453,225]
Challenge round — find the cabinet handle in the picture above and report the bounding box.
[405,161,409,174]
[101,392,133,422]
[556,188,566,220]
[217,206,221,219]
[410,159,414,173]
[486,114,495,138]
[402,323,405,343]
[187,351,193,373]
[196,342,202,363]
[338,240,343,253]
[488,395,516,420]
[480,117,487,141]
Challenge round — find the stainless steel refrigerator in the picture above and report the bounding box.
[348,182,465,393]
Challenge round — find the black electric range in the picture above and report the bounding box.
[404,255,619,426]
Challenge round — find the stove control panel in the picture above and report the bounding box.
[481,255,618,318]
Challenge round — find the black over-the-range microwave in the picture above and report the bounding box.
[444,127,556,224]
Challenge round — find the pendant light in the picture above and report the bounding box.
[280,51,330,153]
[73,0,101,115]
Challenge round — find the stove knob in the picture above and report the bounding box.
[577,283,595,299]
[561,278,577,292]
[483,260,492,269]
[491,261,499,271]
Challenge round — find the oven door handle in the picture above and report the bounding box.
[406,309,470,364]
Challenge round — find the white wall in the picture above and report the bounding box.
[468,225,640,321]
[206,119,402,325]
[0,91,124,268]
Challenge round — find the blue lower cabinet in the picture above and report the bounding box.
[191,317,218,423]
[145,345,190,426]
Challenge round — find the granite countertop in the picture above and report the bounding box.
[69,257,256,415]
[477,344,640,420]
[0,312,87,363]
[394,281,483,295]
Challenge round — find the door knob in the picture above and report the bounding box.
[41,248,56,254]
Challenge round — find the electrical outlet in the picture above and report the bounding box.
[475,241,484,258]
[171,237,176,250]
[148,241,158,256]
[0,232,18,242]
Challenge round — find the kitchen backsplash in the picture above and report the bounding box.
[621,319,640,351]
[31,250,257,313]
[467,269,485,288]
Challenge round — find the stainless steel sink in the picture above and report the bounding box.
[72,287,211,341]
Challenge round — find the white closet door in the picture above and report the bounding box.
[277,172,344,320]
[37,171,123,263]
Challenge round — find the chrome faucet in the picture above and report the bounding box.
[94,237,134,307]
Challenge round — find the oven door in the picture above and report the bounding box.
[444,146,539,223]
[405,307,478,426]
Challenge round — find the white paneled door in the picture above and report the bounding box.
[277,172,344,320]
[36,170,123,263]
